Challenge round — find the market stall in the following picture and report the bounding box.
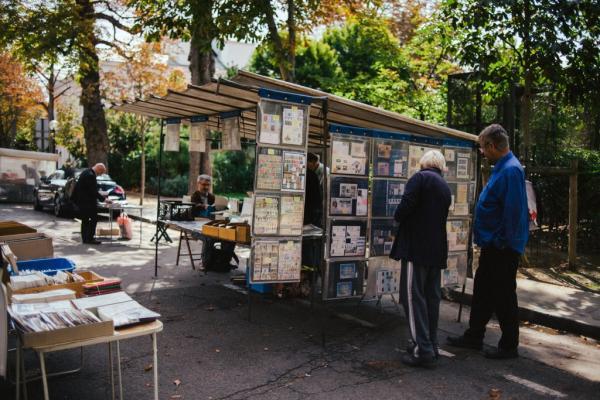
[0,222,163,398]
[112,70,478,303]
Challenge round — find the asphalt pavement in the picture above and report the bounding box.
[1,203,599,399]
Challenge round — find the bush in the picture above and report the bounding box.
[148,174,189,197]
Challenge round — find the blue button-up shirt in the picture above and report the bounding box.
[474,151,529,254]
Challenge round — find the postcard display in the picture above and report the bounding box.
[442,140,476,287]
[324,125,371,300]
[250,92,311,284]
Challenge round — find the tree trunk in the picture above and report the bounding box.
[262,0,291,81]
[76,0,109,167]
[520,0,532,161]
[188,33,215,194]
[286,0,296,82]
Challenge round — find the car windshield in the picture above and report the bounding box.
[73,170,113,181]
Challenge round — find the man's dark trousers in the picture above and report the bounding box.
[400,260,441,357]
[464,246,520,350]
[79,206,98,243]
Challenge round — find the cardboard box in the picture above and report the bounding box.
[202,221,224,239]
[1,232,53,261]
[96,227,120,237]
[20,319,114,348]
[0,221,36,236]
[8,271,105,301]
[219,223,250,244]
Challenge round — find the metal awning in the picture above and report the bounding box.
[112,70,477,144]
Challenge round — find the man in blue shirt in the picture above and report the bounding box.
[447,124,529,360]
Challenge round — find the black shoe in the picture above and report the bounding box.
[484,348,518,360]
[401,353,437,369]
[86,239,102,245]
[446,335,483,350]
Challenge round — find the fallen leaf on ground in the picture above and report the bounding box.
[215,348,221,353]
[488,388,501,399]
[263,347,269,351]
[204,305,215,311]
[173,379,181,387]
[170,395,182,399]
[144,363,153,372]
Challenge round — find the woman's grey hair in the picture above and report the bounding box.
[197,174,211,182]
[419,150,447,172]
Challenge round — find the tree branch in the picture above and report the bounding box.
[94,12,133,34]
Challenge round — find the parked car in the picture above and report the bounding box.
[33,169,126,217]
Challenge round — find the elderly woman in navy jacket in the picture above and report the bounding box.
[390,150,451,368]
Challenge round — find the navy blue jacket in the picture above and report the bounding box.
[72,168,104,210]
[389,168,452,268]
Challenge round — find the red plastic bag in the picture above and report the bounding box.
[117,212,133,240]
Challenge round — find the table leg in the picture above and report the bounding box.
[38,352,50,400]
[109,342,115,400]
[15,340,20,400]
[117,341,123,400]
[152,333,158,400]
[176,231,183,266]
[21,344,28,400]
[139,209,143,248]
[185,233,195,270]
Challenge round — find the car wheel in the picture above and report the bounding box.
[33,194,43,211]
[54,196,65,218]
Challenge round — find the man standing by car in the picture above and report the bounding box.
[72,163,109,244]
[447,124,529,359]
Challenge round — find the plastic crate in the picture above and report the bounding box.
[158,200,193,221]
[13,257,76,276]
[245,271,273,294]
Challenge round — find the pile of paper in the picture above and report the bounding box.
[11,289,76,304]
[9,301,100,333]
[73,292,160,329]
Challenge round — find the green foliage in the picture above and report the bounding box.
[249,16,451,123]
[54,105,86,161]
[211,148,255,195]
[250,36,342,92]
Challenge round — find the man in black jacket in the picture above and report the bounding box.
[390,150,451,368]
[72,163,109,244]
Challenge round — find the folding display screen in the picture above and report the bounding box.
[330,135,370,176]
[329,176,369,217]
[250,239,302,283]
[448,181,475,217]
[444,148,474,180]
[257,100,308,148]
[447,219,470,252]
[329,219,368,258]
[372,139,409,178]
[443,252,468,287]
[256,147,283,190]
[371,179,406,218]
[408,144,440,177]
[324,260,365,299]
[370,219,397,257]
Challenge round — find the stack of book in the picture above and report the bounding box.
[83,278,122,296]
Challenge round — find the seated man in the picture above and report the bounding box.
[191,174,215,218]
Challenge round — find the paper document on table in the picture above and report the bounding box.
[97,300,160,328]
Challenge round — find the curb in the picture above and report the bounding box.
[444,287,600,340]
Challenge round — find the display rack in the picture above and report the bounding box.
[323,124,371,300]
[249,90,312,284]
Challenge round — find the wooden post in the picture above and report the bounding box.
[568,159,578,269]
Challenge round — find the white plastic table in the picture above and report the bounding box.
[99,203,144,247]
[15,320,163,400]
